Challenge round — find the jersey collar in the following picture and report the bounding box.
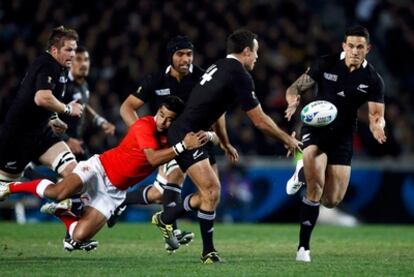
[340,51,367,68]
[165,64,194,74]
[68,71,75,81]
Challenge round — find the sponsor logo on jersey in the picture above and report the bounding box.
[136,86,142,94]
[357,84,369,93]
[337,91,345,97]
[73,92,82,101]
[59,76,67,83]
[192,149,204,160]
[323,72,338,82]
[48,76,53,84]
[155,88,171,96]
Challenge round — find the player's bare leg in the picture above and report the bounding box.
[296,146,327,262]
[321,165,351,208]
[72,206,107,241]
[185,159,222,263]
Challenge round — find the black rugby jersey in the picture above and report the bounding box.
[308,52,384,132]
[172,56,260,132]
[60,72,89,139]
[133,64,204,114]
[2,52,68,132]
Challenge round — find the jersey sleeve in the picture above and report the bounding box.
[233,69,260,111]
[131,73,158,102]
[133,118,159,150]
[368,72,385,103]
[35,62,56,91]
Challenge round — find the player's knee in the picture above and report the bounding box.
[167,171,185,185]
[52,151,77,176]
[200,183,220,204]
[147,186,162,203]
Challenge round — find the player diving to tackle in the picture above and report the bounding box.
[0,96,208,251]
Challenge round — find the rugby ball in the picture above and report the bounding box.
[300,100,337,127]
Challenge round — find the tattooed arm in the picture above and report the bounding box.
[284,69,316,121]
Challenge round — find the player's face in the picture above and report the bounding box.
[155,106,177,132]
[172,49,193,75]
[342,36,370,68]
[245,39,259,71]
[71,51,90,78]
[53,40,77,68]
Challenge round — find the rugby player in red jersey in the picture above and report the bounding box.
[0,96,208,251]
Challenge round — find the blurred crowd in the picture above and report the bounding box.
[0,0,413,158]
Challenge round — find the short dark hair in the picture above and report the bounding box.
[344,25,370,43]
[75,45,88,54]
[46,26,79,50]
[226,29,258,54]
[160,96,185,115]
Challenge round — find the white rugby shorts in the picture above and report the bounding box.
[73,155,126,220]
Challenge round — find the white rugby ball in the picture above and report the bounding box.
[300,100,337,127]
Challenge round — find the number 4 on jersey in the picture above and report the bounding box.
[200,66,218,85]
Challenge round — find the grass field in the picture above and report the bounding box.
[0,222,413,276]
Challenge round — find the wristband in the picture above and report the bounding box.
[206,131,215,142]
[64,104,72,115]
[173,141,186,155]
[50,113,59,120]
[93,115,108,127]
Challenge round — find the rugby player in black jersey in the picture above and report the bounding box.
[152,29,302,264]
[284,26,386,262]
[0,26,83,182]
[59,46,115,160]
[110,36,238,251]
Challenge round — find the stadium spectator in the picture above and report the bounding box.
[0,26,83,183]
[284,26,386,262]
[0,1,412,157]
[0,96,208,251]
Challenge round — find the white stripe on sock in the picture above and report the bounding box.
[68,221,78,238]
[35,179,54,198]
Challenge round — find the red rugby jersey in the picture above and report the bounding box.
[99,116,168,190]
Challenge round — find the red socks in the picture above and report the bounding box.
[9,179,53,198]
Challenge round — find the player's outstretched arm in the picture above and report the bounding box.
[35,90,83,117]
[246,105,302,155]
[285,71,316,121]
[120,95,145,128]
[143,131,208,166]
[368,101,387,144]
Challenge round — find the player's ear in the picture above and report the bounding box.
[243,47,251,57]
[342,42,347,52]
[366,43,371,54]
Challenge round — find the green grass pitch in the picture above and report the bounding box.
[0,222,413,276]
